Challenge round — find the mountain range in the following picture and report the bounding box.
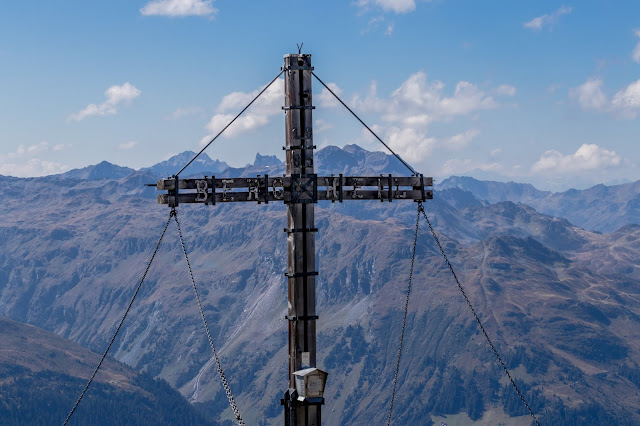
[0,144,639,425]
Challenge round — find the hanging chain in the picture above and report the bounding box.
[387,203,422,425]
[63,212,174,426]
[421,208,541,426]
[172,209,245,426]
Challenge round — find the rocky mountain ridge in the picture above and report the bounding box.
[0,144,639,424]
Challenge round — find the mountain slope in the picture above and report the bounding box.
[0,316,214,425]
[1,145,639,424]
[440,176,640,232]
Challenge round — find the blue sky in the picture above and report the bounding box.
[1,0,639,190]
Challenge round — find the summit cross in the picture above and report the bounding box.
[156,53,432,426]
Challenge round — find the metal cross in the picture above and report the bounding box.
[156,54,433,426]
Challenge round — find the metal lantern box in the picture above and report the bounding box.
[293,368,328,402]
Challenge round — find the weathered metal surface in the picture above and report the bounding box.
[284,53,319,426]
[155,52,434,426]
[293,368,328,401]
[156,175,433,205]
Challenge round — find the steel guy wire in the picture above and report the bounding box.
[311,69,539,422]
[173,210,245,426]
[421,208,541,426]
[176,70,284,177]
[63,211,174,426]
[387,203,421,426]
[311,71,418,176]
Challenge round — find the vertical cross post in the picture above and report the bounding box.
[283,53,320,426]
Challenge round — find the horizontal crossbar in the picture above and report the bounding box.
[157,175,433,205]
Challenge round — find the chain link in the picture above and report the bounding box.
[172,210,245,426]
[63,212,174,426]
[421,207,541,426]
[387,203,421,425]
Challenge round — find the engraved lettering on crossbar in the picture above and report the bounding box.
[273,177,284,200]
[394,178,407,199]
[326,176,339,200]
[222,179,234,201]
[247,179,259,201]
[352,178,364,199]
[195,180,208,202]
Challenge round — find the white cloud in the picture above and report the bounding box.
[68,82,141,122]
[314,118,333,132]
[170,106,202,120]
[569,78,608,112]
[632,30,640,63]
[141,0,217,17]
[524,6,573,31]
[490,148,502,157]
[0,142,70,177]
[201,78,284,142]
[438,158,503,176]
[118,141,138,150]
[531,144,621,174]
[356,72,497,120]
[356,0,418,14]
[444,129,480,150]
[349,72,503,161]
[496,84,516,96]
[52,143,71,151]
[384,127,436,160]
[24,141,49,155]
[318,82,343,107]
[0,159,69,177]
[362,16,384,34]
[6,142,70,158]
[570,77,640,118]
[611,79,640,118]
[385,23,394,36]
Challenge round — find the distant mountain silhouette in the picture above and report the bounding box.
[0,145,639,424]
[59,161,134,180]
[142,151,230,177]
[440,175,640,232]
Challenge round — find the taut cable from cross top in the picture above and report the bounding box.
[173,210,245,425]
[62,212,174,426]
[311,70,541,424]
[387,203,421,426]
[175,70,284,177]
[311,72,418,176]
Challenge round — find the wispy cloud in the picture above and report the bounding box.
[68,83,141,122]
[496,84,516,96]
[360,15,395,36]
[385,23,394,36]
[0,142,70,177]
[169,106,202,120]
[118,141,138,150]
[141,0,217,17]
[633,30,640,63]
[444,129,481,150]
[438,158,503,176]
[356,0,420,15]
[524,6,573,31]
[0,159,69,177]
